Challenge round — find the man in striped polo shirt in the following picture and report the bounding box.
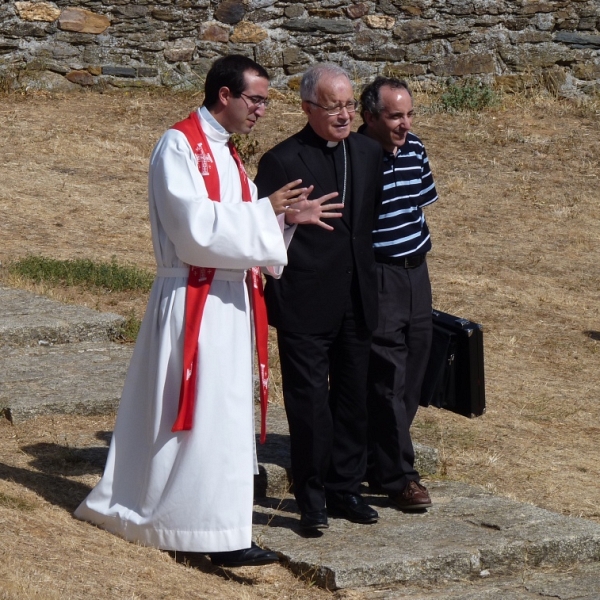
[359,76,438,510]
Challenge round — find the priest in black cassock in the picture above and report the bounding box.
[255,63,383,531]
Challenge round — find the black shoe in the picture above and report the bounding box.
[300,509,329,530]
[327,493,379,524]
[210,542,279,567]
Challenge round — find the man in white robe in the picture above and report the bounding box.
[75,55,340,568]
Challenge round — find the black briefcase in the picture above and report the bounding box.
[419,309,485,418]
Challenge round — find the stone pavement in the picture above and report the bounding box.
[1,285,599,598]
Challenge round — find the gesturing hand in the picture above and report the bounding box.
[284,186,344,231]
[268,179,309,215]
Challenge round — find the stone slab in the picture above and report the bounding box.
[253,481,600,589]
[0,341,131,422]
[0,286,124,348]
[347,561,600,599]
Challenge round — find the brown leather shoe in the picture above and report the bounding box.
[389,481,432,510]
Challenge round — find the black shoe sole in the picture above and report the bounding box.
[213,557,280,567]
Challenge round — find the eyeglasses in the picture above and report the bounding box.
[306,100,359,116]
[239,92,270,109]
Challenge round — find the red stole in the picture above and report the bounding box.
[170,110,270,443]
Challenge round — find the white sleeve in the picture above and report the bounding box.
[149,130,287,270]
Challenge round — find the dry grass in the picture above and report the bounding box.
[0,87,599,598]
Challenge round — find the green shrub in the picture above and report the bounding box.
[439,80,499,112]
[8,256,154,292]
[230,133,260,163]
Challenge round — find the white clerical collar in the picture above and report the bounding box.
[326,141,339,148]
[200,105,229,135]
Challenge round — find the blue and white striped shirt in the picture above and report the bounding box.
[372,132,438,258]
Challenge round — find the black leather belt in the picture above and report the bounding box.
[375,253,426,269]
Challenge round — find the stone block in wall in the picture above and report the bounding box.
[404,39,447,62]
[24,57,68,74]
[520,1,555,16]
[255,45,283,68]
[577,17,598,31]
[283,18,355,34]
[554,31,600,49]
[191,58,214,78]
[504,16,533,31]
[30,41,72,60]
[66,69,94,85]
[87,66,101,75]
[112,5,150,19]
[215,0,246,25]
[508,30,552,44]
[102,66,136,77]
[308,8,344,18]
[0,39,20,54]
[451,38,470,53]
[200,22,230,43]
[473,1,502,17]
[377,0,400,16]
[230,22,268,43]
[353,29,405,61]
[402,5,423,17]
[249,7,285,23]
[383,62,427,77]
[572,61,600,80]
[393,19,440,44]
[441,0,476,17]
[164,39,196,62]
[15,2,60,22]
[138,67,159,77]
[531,12,554,31]
[54,31,98,45]
[364,15,395,29]
[150,8,182,22]
[247,0,277,8]
[130,41,166,52]
[1,20,51,37]
[499,42,574,71]
[18,69,77,91]
[59,8,110,34]
[284,5,305,19]
[346,4,369,19]
[430,52,495,76]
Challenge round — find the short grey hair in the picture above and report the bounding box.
[300,63,353,102]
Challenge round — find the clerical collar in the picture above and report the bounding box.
[200,105,229,135]
[326,141,339,148]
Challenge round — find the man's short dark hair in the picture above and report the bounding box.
[203,55,270,109]
[360,76,412,120]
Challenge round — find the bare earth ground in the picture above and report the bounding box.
[0,88,598,599]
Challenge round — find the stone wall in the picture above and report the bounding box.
[1,0,599,96]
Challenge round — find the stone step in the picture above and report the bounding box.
[0,286,124,348]
[253,481,600,590]
[0,340,131,422]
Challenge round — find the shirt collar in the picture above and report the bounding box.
[200,105,229,136]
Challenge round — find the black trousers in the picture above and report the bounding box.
[366,260,432,494]
[276,303,371,513]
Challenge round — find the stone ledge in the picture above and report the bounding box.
[0,340,131,422]
[0,286,124,348]
[253,481,600,589]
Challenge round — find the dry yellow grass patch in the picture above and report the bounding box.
[0,87,599,598]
